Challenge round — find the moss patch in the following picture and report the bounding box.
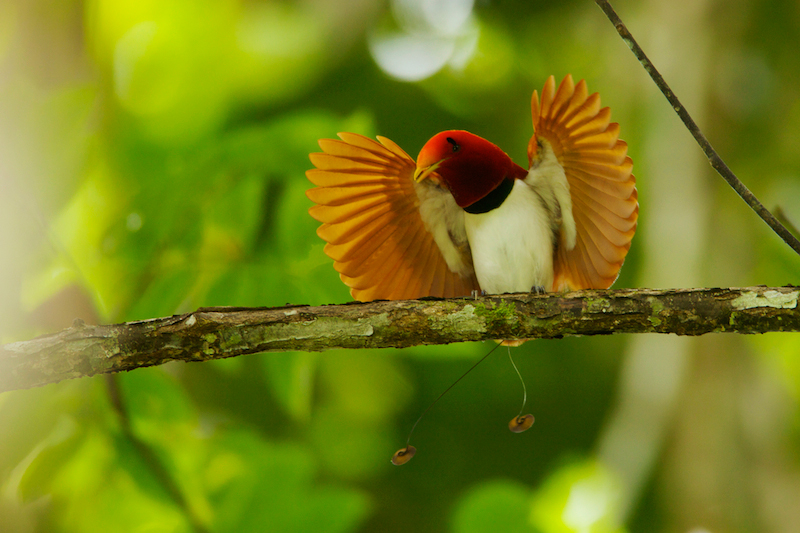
[647,297,665,327]
[474,300,520,335]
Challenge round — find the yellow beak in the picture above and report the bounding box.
[413,159,444,183]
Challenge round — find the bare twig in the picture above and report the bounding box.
[1,286,798,393]
[594,0,800,257]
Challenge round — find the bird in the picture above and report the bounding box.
[306,75,637,464]
[305,75,638,302]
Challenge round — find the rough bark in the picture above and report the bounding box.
[1,286,798,393]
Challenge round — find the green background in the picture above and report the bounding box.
[2,0,800,532]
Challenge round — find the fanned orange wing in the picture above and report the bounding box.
[529,75,638,290]
[306,132,479,301]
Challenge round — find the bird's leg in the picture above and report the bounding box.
[531,285,546,294]
[471,289,487,300]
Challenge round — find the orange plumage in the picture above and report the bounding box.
[306,75,637,300]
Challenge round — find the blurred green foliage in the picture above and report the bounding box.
[1,0,800,532]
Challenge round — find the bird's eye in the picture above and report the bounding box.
[446,137,460,152]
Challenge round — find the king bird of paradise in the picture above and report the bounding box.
[305,75,638,464]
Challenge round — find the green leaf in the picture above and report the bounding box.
[116,369,197,450]
[209,431,370,533]
[111,430,176,504]
[262,352,318,422]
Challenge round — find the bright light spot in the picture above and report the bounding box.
[562,476,614,530]
[369,34,455,82]
[370,0,477,82]
[393,0,474,35]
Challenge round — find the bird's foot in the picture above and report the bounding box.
[471,289,487,300]
[531,285,546,294]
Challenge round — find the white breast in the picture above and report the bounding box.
[464,179,556,294]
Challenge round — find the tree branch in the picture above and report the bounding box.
[1,286,798,393]
[593,0,800,257]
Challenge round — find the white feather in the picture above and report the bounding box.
[412,139,574,294]
[414,179,474,278]
[465,140,576,294]
[465,179,555,293]
[526,138,576,251]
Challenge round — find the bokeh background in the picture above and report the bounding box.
[2,0,800,531]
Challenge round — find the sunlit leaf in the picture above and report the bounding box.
[529,459,625,533]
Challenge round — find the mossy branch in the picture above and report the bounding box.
[2,286,798,393]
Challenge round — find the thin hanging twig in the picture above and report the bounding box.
[593,0,800,257]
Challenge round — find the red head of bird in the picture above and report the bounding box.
[414,130,528,209]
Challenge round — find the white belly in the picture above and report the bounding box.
[464,180,555,294]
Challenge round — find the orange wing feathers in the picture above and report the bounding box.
[530,75,638,291]
[306,133,479,301]
[308,76,636,300]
